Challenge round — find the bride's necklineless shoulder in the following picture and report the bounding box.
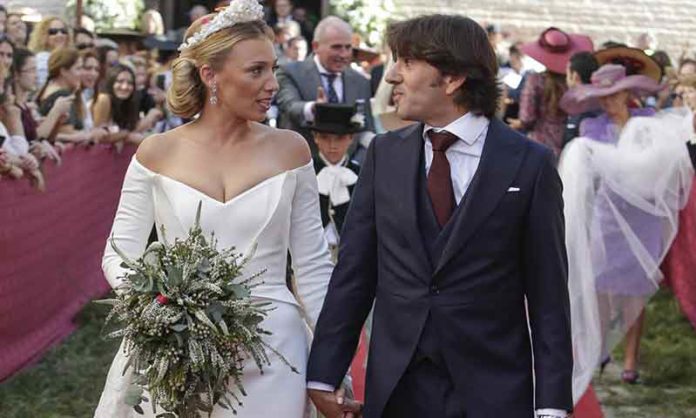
[131,156,312,206]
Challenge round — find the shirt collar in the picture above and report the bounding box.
[423,112,489,146]
[314,55,339,77]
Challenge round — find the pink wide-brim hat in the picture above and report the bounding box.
[560,64,664,115]
[520,27,594,75]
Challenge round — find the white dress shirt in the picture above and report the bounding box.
[309,113,566,418]
[303,55,344,122]
[423,112,488,202]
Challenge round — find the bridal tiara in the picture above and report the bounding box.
[178,0,265,52]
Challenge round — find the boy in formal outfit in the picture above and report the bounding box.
[307,103,365,254]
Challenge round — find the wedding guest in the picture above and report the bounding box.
[80,50,101,126]
[73,27,96,53]
[276,16,375,160]
[307,103,363,250]
[562,51,599,148]
[92,64,162,145]
[36,47,97,144]
[147,71,182,133]
[95,39,119,89]
[678,58,696,76]
[6,14,27,47]
[291,6,314,43]
[28,17,70,87]
[0,6,7,34]
[516,27,593,156]
[673,74,696,110]
[0,62,45,188]
[278,35,307,65]
[561,55,664,384]
[126,54,156,115]
[0,34,15,82]
[12,48,67,160]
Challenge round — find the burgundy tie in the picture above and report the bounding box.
[427,130,458,227]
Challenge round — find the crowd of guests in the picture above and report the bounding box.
[0,6,182,189]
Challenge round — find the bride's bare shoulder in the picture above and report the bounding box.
[259,124,311,169]
[135,124,189,171]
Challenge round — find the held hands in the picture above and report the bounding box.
[308,387,363,418]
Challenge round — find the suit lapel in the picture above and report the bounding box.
[389,123,433,276]
[434,119,526,275]
[302,57,322,100]
[342,70,355,103]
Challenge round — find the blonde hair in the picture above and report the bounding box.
[167,15,273,118]
[28,17,69,53]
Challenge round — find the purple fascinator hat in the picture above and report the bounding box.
[560,64,664,115]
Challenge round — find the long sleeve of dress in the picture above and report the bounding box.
[288,163,334,329]
[102,157,155,289]
[519,72,541,130]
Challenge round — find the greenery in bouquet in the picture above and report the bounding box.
[97,203,296,417]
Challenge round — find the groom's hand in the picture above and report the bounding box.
[308,386,362,418]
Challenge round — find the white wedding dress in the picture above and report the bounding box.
[95,156,333,417]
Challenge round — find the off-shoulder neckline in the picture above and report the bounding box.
[131,156,313,206]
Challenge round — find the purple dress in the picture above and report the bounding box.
[580,108,662,296]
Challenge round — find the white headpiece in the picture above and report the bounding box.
[178,0,265,52]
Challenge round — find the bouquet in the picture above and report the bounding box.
[98,203,296,417]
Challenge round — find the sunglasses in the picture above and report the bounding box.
[76,42,94,50]
[48,28,69,36]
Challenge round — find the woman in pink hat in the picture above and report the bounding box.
[514,27,593,156]
[559,61,696,390]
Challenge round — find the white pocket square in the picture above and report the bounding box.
[507,187,520,192]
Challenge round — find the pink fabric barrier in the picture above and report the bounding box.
[0,145,135,381]
[662,176,696,330]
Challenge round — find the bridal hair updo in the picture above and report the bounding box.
[167,14,274,118]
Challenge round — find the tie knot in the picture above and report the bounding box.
[428,130,458,152]
[322,73,337,82]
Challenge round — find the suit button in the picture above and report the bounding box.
[430,285,439,294]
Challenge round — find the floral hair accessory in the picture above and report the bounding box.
[178,0,264,52]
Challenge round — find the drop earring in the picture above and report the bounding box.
[209,81,218,105]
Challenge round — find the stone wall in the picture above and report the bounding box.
[391,0,696,63]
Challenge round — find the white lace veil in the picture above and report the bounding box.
[558,108,695,401]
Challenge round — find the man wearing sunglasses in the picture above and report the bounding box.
[74,27,95,52]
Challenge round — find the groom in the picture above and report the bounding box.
[306,14,573,418]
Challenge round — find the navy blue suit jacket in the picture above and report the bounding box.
[307,119,573,418]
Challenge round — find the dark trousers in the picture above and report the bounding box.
[382,357,465,418]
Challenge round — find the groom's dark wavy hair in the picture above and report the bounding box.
[386,14,501,118]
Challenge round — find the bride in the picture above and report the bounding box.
[95,2,345,417]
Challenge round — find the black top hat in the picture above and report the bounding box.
[306,103,367,135]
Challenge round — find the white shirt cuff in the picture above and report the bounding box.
[536,408,568,417]
[307,381,335,392]
[303,101,316,123]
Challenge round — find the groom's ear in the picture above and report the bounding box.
[443,74,466,96]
